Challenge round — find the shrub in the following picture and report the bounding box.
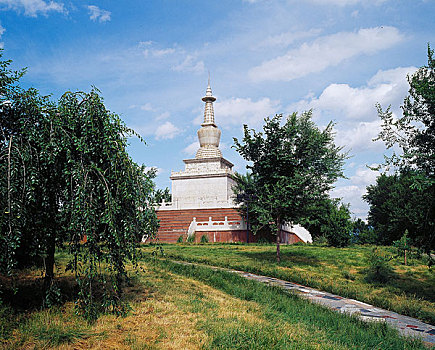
[186,234,195,243]
[364,247,395,283]
[200,235,209,244]
[393,231,412,265]
[312,235,328,245]
[176,235,184,243]
[342,270,356,280]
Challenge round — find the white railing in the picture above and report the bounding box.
[154,198,237,210]
[187,216,247,237]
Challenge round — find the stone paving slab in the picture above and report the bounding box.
[173,261,435,346]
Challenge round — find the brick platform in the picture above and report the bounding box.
[154,208,303,244]
[155,208,247,243]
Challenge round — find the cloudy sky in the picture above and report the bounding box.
[1,0,434,219]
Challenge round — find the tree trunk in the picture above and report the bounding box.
[45,234,56,288]
[276,216,281,263]
[404,249,407,266]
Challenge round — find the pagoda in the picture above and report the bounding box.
[154,81,247,243]
[153,82,312,244]
[169,80,236,210]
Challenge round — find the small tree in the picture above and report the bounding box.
[233,112,347,262]
[393,230,412,265]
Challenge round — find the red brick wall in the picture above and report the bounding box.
[154,208,244,243]
[153,208,304,244]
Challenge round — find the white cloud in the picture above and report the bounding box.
[292,66,414,120]
[350,164,379,185]
[128,102,154,111]
[244,0,386,4]
[309,0,387,5]
[152,48,176,57]
[300,67,415,121]
[183,141,199,156]
[140,103,153,111]
[0,24,4,49]
[155,111,170,120]
[289,66,416,152]
[172,55,205,74]
[155,121,181,140]
[0,0,66,16]
[249,26,404,82]
[87,5,111,23]
[144,166,163,176]
[142,47,176,58]
[213,97,281,127]
[255,29,322,49]
[336,120,384,152]
[331,164,380,219]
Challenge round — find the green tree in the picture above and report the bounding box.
[0,51,158,318]
[233,112,347,261]
[393,230,411,265]
[351,218,377,244]
[153,187,171,204]
[321,202,352,247]
[375,45,434,255]
[363,172,430,246]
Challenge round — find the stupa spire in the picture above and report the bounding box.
[201,75,217,126]
[195,79,222,159]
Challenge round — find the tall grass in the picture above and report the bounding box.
[4,307,90,349]
[1,248,430,349]
[142,243,435,324]
[145,257,425,349]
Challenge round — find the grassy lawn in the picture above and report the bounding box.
[0,251,425,349]
[141,243,435,325]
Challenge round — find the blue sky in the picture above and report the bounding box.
[1,0,434,219]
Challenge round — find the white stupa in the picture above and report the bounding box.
[169,81,236,209]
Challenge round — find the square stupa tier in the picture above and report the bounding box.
[170,156,236,209]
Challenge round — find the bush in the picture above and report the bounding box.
[176,235,184,243]
[312,235,328,245]
[200,235,209,244]
[186,234,195,243]
[393,231,412,265]
[364,248,395,283]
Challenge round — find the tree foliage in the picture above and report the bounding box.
[363,172,431,247]
[351,218,377,245]
[233,112,347,261]
[320,202,352,247]
[374,45,434,254]
[153,187,171,204]
[376,45,434,177]
[0,51,158,319]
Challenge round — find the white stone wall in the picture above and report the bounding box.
[171,175,236,209]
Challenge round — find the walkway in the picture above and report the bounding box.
[175,261,435,346]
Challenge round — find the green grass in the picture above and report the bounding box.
[141,243,435,324]
[1,306,91,349]
[2,249,427,349]
[145,257,425,349]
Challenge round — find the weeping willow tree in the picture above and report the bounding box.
[0,50,158,319]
